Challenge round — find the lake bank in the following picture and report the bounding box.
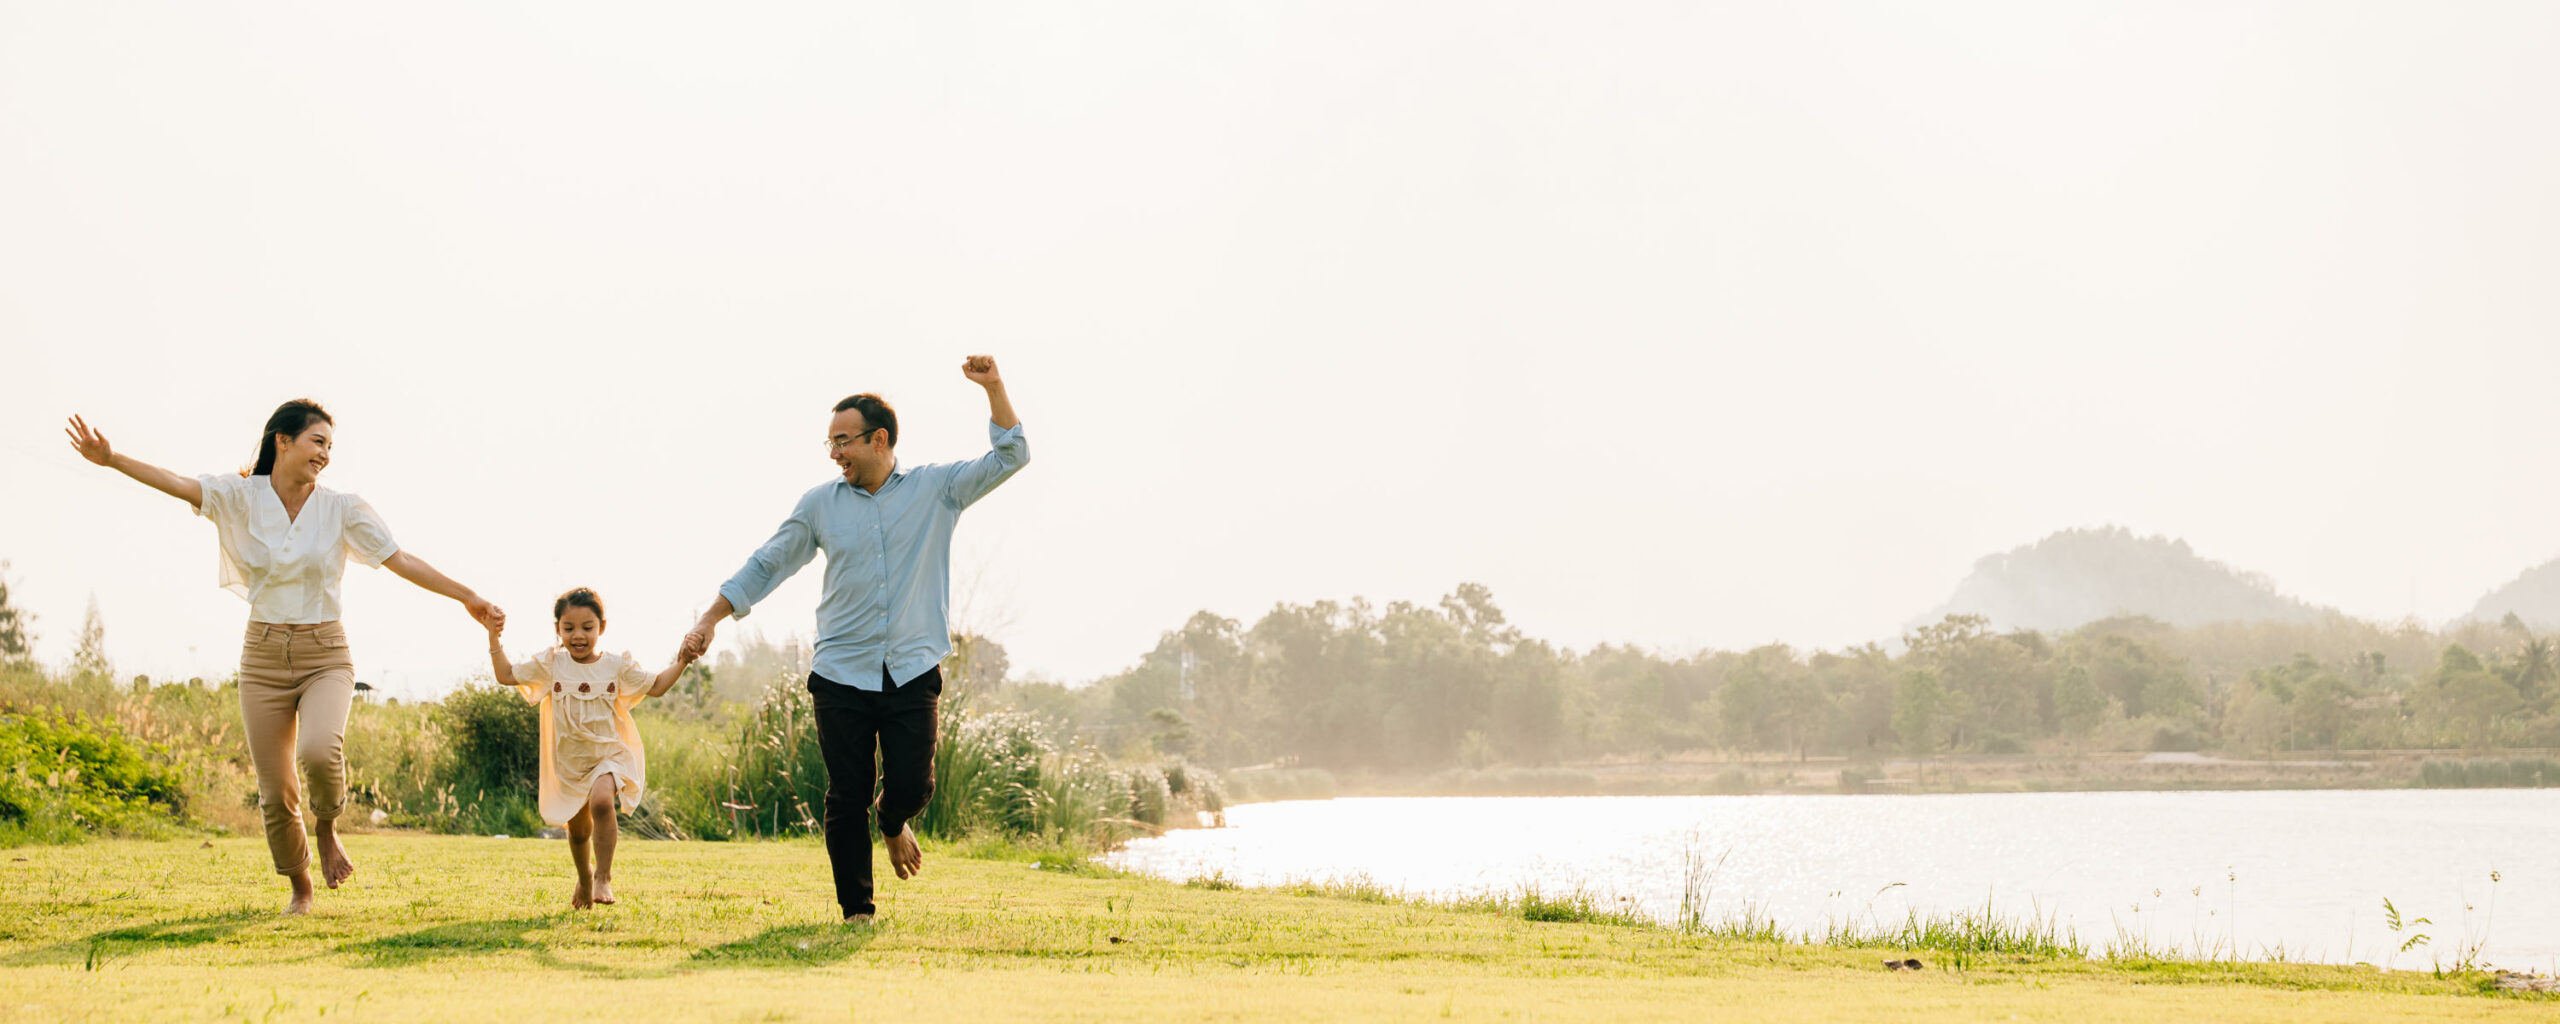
[0,834,2550,1021]
[1112,790,2560,970]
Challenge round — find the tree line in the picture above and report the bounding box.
[985,584,2560,770]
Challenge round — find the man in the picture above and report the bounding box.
[681,355,1026,923]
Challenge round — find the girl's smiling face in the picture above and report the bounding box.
[555,605,605,663]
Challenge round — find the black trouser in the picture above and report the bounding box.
[807,665,942,918]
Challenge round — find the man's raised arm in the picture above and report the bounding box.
[945,355,1029,509]
[963,354,1018,430]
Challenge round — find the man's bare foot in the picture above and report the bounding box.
[843,913,874,926]
[284,872,316,916]
[592,876,616,905]
[571,876,594,910]
[886,826,923,880]
[316,828,356,889]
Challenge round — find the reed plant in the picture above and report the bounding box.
[2415,758,2560,788]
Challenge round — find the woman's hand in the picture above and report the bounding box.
[465,595,506,633]
[65,415,115,466]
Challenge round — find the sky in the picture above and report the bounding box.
[3,2,2555,700]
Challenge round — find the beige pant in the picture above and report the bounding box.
[237,621,356,876]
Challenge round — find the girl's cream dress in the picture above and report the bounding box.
[506,648,655,826]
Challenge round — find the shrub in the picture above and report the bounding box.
[0,711,188,844]
[431,685,542,835]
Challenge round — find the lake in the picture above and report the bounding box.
[1106,789,2560,970]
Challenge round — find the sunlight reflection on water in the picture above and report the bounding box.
[1107,789,2560,969]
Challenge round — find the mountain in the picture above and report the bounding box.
[2459,558,2560,631]
[1914,527,2339,634]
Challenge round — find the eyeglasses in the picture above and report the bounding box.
[824,428,882,454]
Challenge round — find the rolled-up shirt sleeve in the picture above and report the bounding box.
[942,421,1029,510]
[718,495,822,620]
[339,494,402,568]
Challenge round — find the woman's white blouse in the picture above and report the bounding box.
[194,473,402,624]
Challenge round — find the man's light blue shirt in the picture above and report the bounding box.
[718,421,1028,690]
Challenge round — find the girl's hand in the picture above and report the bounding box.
[64,415,114,466]
[465,595,505,632]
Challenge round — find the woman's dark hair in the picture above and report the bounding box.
[251,399,334,477]
[832,393,898,448]
[553,587,606,622]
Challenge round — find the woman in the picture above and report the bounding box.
[65,401,504,915]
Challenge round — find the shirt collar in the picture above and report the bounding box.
[838,459,908,495]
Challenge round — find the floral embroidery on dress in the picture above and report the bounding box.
[552,682,561,693]
[578,682,591,693]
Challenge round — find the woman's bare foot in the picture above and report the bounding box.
[843,913,874,925]
[284,871,316,916]
[886,825,924,880]
[592,875,616,905]
[571,876,594,910]
[316,826,356,889]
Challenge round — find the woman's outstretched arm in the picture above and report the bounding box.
[383,550,505,631]
[66,415,204,508]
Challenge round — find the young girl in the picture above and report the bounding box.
[486,587,694,908]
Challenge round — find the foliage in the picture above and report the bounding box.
[0,710,187,845]
[1035,585,2560,772]
[429,685,543,836]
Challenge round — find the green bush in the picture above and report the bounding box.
[431,685,542,836]
[0,711,188,845]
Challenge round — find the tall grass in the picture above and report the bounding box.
[609,670,1220,847]
[2415,758,2560,789]
[1224,767,1337,804]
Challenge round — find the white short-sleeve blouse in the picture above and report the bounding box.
[194,473,402,624]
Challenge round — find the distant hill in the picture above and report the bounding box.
[1914,527,2339,634]
[2459,558,2560,631]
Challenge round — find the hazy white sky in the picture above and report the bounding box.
[4,2,2556,698]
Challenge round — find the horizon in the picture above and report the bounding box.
[5,2,2557,698]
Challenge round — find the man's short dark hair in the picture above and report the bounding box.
[832,393,898,448]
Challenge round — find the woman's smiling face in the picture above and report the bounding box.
[275,423,333,479]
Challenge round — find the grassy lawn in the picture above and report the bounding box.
[0,834,2547,1022]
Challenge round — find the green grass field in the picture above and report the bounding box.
[0,834,2547,1022]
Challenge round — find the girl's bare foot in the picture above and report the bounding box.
[285,871,316,916]
[592,875,616,905]
[316,827,356,889]
[571,876,594,910]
